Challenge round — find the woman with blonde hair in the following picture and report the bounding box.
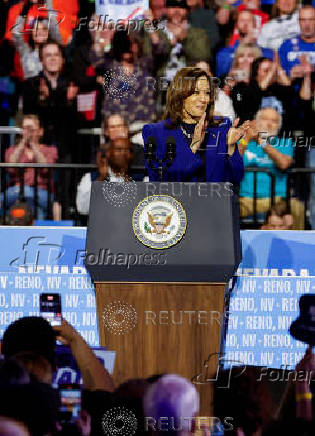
[229,43,263,85]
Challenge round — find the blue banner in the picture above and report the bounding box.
[224,230,315,369]
[0,227,314,370]
[0,226,98,345]
[54,345,115,384]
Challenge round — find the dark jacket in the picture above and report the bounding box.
[22,72,77,158]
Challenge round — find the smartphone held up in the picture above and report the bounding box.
[59,384,82,424]
[40,293,62,326]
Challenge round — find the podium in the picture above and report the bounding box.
[85,182,241,415]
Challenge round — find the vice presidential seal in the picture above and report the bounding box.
[132,195,187,249]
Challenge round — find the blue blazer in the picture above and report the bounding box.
[142,117,244,184]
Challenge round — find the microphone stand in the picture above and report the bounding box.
[145,140,177,182]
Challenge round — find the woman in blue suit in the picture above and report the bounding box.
[142,67,250,183]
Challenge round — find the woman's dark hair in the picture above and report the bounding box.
[250,57,272,84]
[28,17,49,50]
[112,31,143,62]
[129,33,144,59]
[163,67,216,129]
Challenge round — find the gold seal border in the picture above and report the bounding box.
[132,194,187,250]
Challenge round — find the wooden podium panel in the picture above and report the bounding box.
[95,282,226,415]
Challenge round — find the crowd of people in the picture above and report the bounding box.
[0,315,314,435]
[0,0,315,226]
[2,1,315,434]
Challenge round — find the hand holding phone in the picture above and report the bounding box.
[59,384,81,424]
[53,318,79,345]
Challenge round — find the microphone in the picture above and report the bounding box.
[166,136,176,166]
[144,136,157,166]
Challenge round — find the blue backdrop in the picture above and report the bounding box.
[0,227,314,370]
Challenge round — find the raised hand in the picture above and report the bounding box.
[290,64,305,79]
[299,54,313,76]
[227,118,251,156]
[53,318,78,345]
[98,159,109,181]
[190,111,208,153]
[242,119,260,143]
[67,81,78,100]
[227,118,251,145]
[39,78,49,100]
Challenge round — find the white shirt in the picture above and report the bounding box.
[76,167,124,215]
[214,89,235,122]
[257,12,300,51]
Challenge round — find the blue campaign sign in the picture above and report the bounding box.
[0,226,99,346]
[1,227,314,370]
[54,345,116,384]
[238,230,315,274]
[224,230,315,370]
[0,226,86,271]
